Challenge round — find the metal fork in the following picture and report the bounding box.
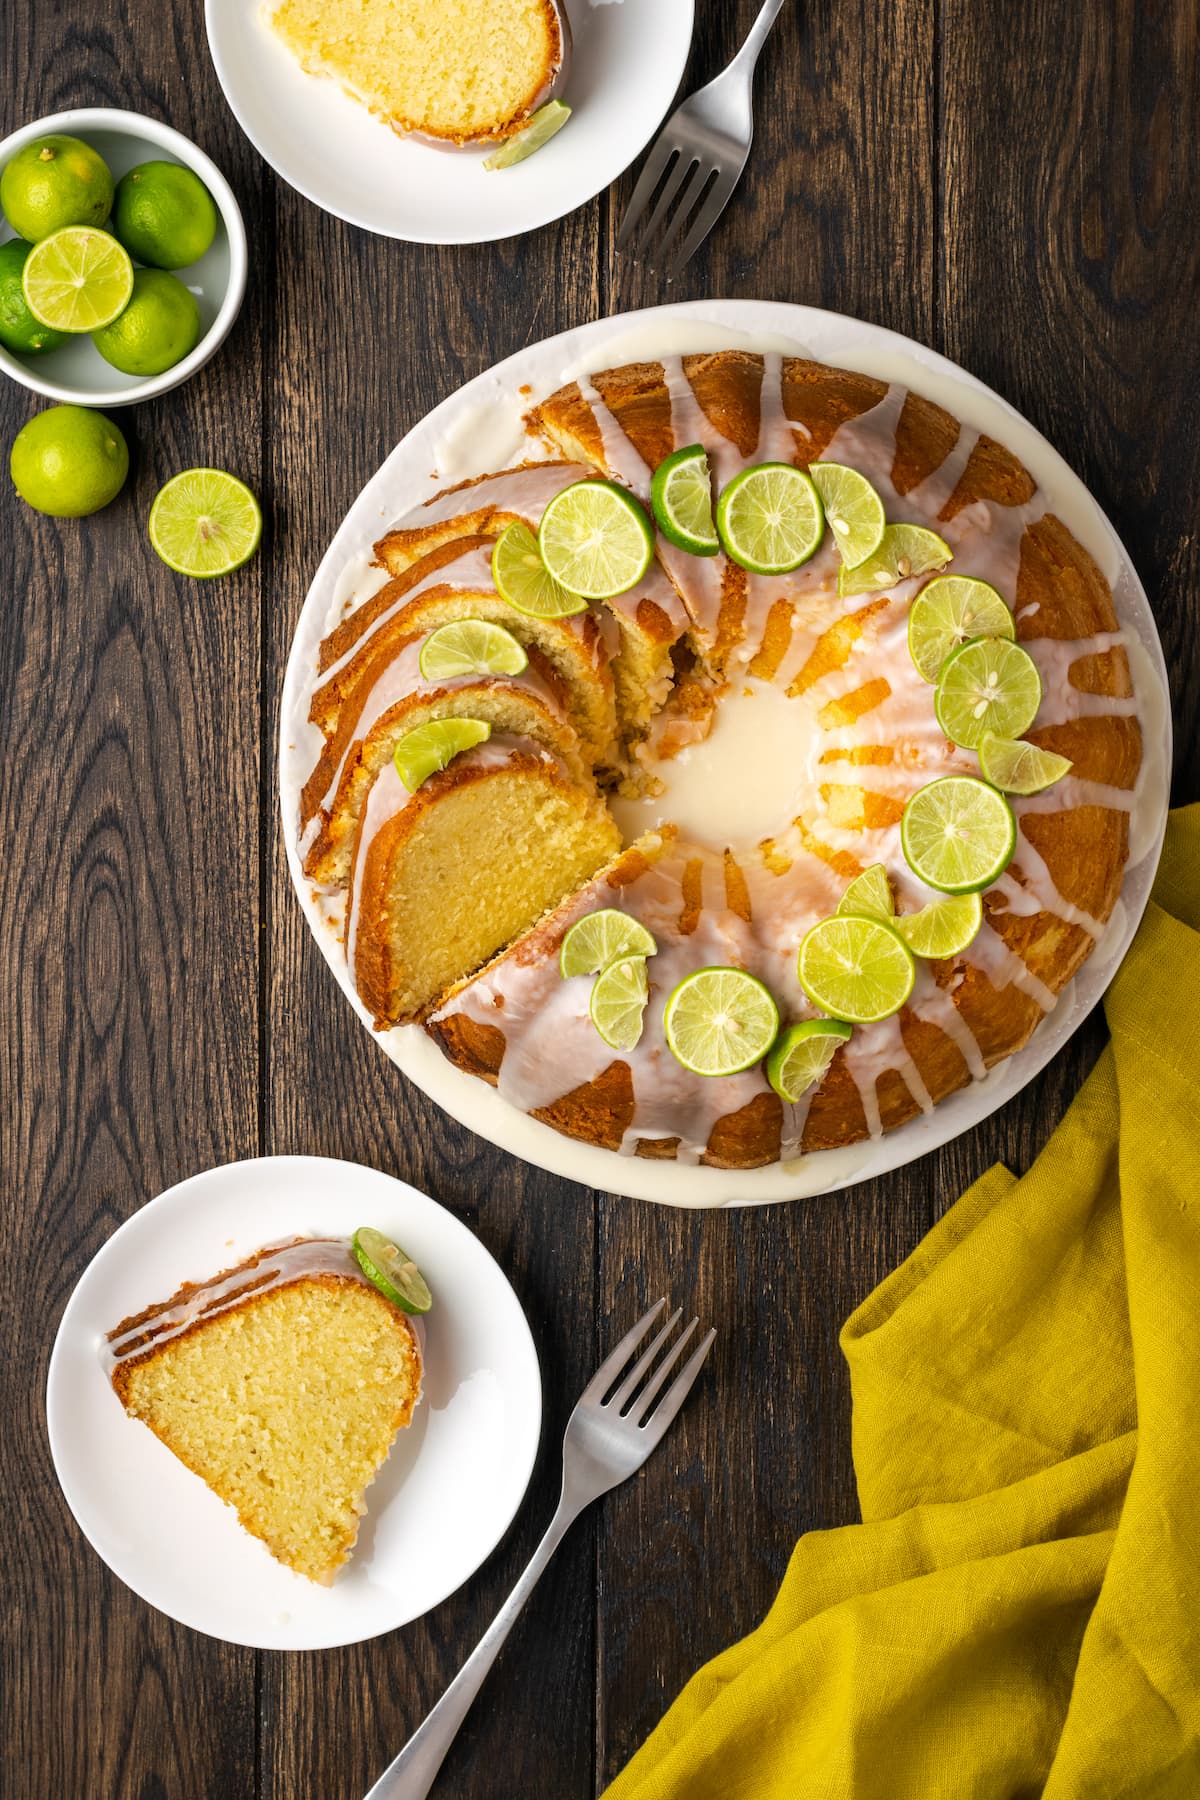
[363,1300,717,1800]
[617,0,789,276]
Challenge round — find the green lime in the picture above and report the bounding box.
[418,618,528,681]
[22,227,133,334]
[715,462,824,574]
[978,732,1073,796]
[392,716,491,792]
[807,462,886,567]
[796,915,915,1024]
[148,468,262,577]
[538,478,655,599]
[835,863,894,921]
[1,135,113,241]
[92,267,200,376]
[590,955,649,1051]
[0,238,66,354]
[483,101,572,170]
[352,1227,432,1314]
[559,908,658,978]
[896,891,984,959]
[650,443,718,556]
[663,966,780,1077]
[113,160,218,270]
[901,776,1017,894]
[491,520,587,618]
[10,404,128,517]
[934,636,1042,750]
[837,523,952,599]
[907,575,1015,682]
[765,1018,853,1102]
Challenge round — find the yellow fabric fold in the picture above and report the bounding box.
[605,806,1200,1800]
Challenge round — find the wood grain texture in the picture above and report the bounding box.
[2,0,1197,1795]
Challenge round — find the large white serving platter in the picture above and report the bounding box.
[279,300,1172,1207]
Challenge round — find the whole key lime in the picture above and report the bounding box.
[1,134,114,240]
[113,161,218,269]
[92,268,201,376]
[0,238,67,354]
[10,404,129,517]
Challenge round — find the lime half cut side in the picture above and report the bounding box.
[835,863,894,921]
[483,101,572,170]
[590,955,649,1051]
[419,619,528,681]
[808,463,887,568]
[934,637,1042,749]
[664,966,780,1077]
[148,469,262,578]
[393,717,491,792]
[901,776,1017,893]
[491,520,587,619]
[907,575,1015,682]
[896,891,984,959]
[538,479,654,599]
[838,524,952,599]
[352,1227,432,1314]
[651,443,718,556]
[22,226,134,333]
[796,916,915,1024]
[560,908,657,979]
[979,733,1073,795]
[766,1018,853,1102]
[715,462,824,574]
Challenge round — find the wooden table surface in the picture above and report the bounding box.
[4,1,1198,1794]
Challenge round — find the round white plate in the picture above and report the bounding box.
[47,1156,542,1649]
[279,299,1173,1207]
[205,0,694,244]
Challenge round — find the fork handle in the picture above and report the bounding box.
[363,1494,582,1799]
[730,0,789,75]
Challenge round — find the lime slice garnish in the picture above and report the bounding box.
[796,916,915,1024]
[393,716,491,792]
[651,443,718,556]
[664,966,780,1077]
[835,863,894,921]
[715,462,825,574]
[483,101,572,170]
[896,891,984,959]
[907,575,1015,682]
[538,479,655,599]
[901,775,1017,893]
[491,520,587,619]
[837,524,952,598]
[765,1018,853,1102]
[978,732,1073,796]
[589,955,649,1051]
[418,619,529,681]
[21,226,133,333]
[807,462,886,568]
[352,1227,432,1314]
[148,469,262,578]
[560,908,658,978]
[934,637,1042,749]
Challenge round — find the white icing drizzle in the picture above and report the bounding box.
[317,542,499,689]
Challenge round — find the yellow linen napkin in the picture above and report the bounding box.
[606,806,1200,1800]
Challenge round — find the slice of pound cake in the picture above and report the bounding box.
[104,1235,426,1585]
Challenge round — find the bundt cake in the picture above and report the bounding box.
[295,350,1143,1171]
[104,1238,423,1584]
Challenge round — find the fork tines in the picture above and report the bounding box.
[590,1299,716,1432]
[617,147,730,277]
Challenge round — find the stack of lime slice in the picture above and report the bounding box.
[560,908,659,1052]
[492,520,587,618]
[907,575,1014,682]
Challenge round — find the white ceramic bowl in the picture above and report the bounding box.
[0,107,247,408]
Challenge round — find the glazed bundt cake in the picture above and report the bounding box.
[296,351,1142,1170]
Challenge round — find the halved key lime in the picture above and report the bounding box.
[393,717,491,792]
[934,637,1042,749]
[835,862,894,921]
[22,225,133,333]
[590,955,649,1051]
[538,479,654,599]
[896,891,983,958]
[715,463,825,574]
[664,966,780,1076]
[651,443,718,556]
[796,916,915,1024]
[907,575,1015,682]
[978,732,1073,795]
[491,520,587,618]
[352,1227,433,1314]
[765,1017,853,1102]
[901,776,1016,893]
[483,101,572,170]
[418,618,528,681]
[148,469,262,577]
[559,908,658,978]
[808,462,886,568]
[837,524,952,598]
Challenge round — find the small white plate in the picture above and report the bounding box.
[205,0,694,243]
[47,1156,542,1650]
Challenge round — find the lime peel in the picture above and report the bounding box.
[491,520,587,619]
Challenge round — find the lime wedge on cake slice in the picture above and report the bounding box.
[715,463,825,574]
[483,101,572,171]
[22,225,133,333]
[766,1018,853,1102]
[896,891,984,959]
[907,575,1015,682]
[589,955,650,1051]
[979,732,1073,795]
[796,916,915,1024]
[560,909,657,978]
[838,524,952,599]
[393,717,491,792]
[807,463,886,568]
[901,776,1017,893]
[651,444,719,556]
[148,469,262,578]
[352,1227,432,1314]
[664,967,780,1076]
[933,637,1042,749]
[492,520,588,618]
[835,863,895,922]
[418,619,529,681]
[538,479,654,599]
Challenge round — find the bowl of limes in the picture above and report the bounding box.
[0,107,247,407]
